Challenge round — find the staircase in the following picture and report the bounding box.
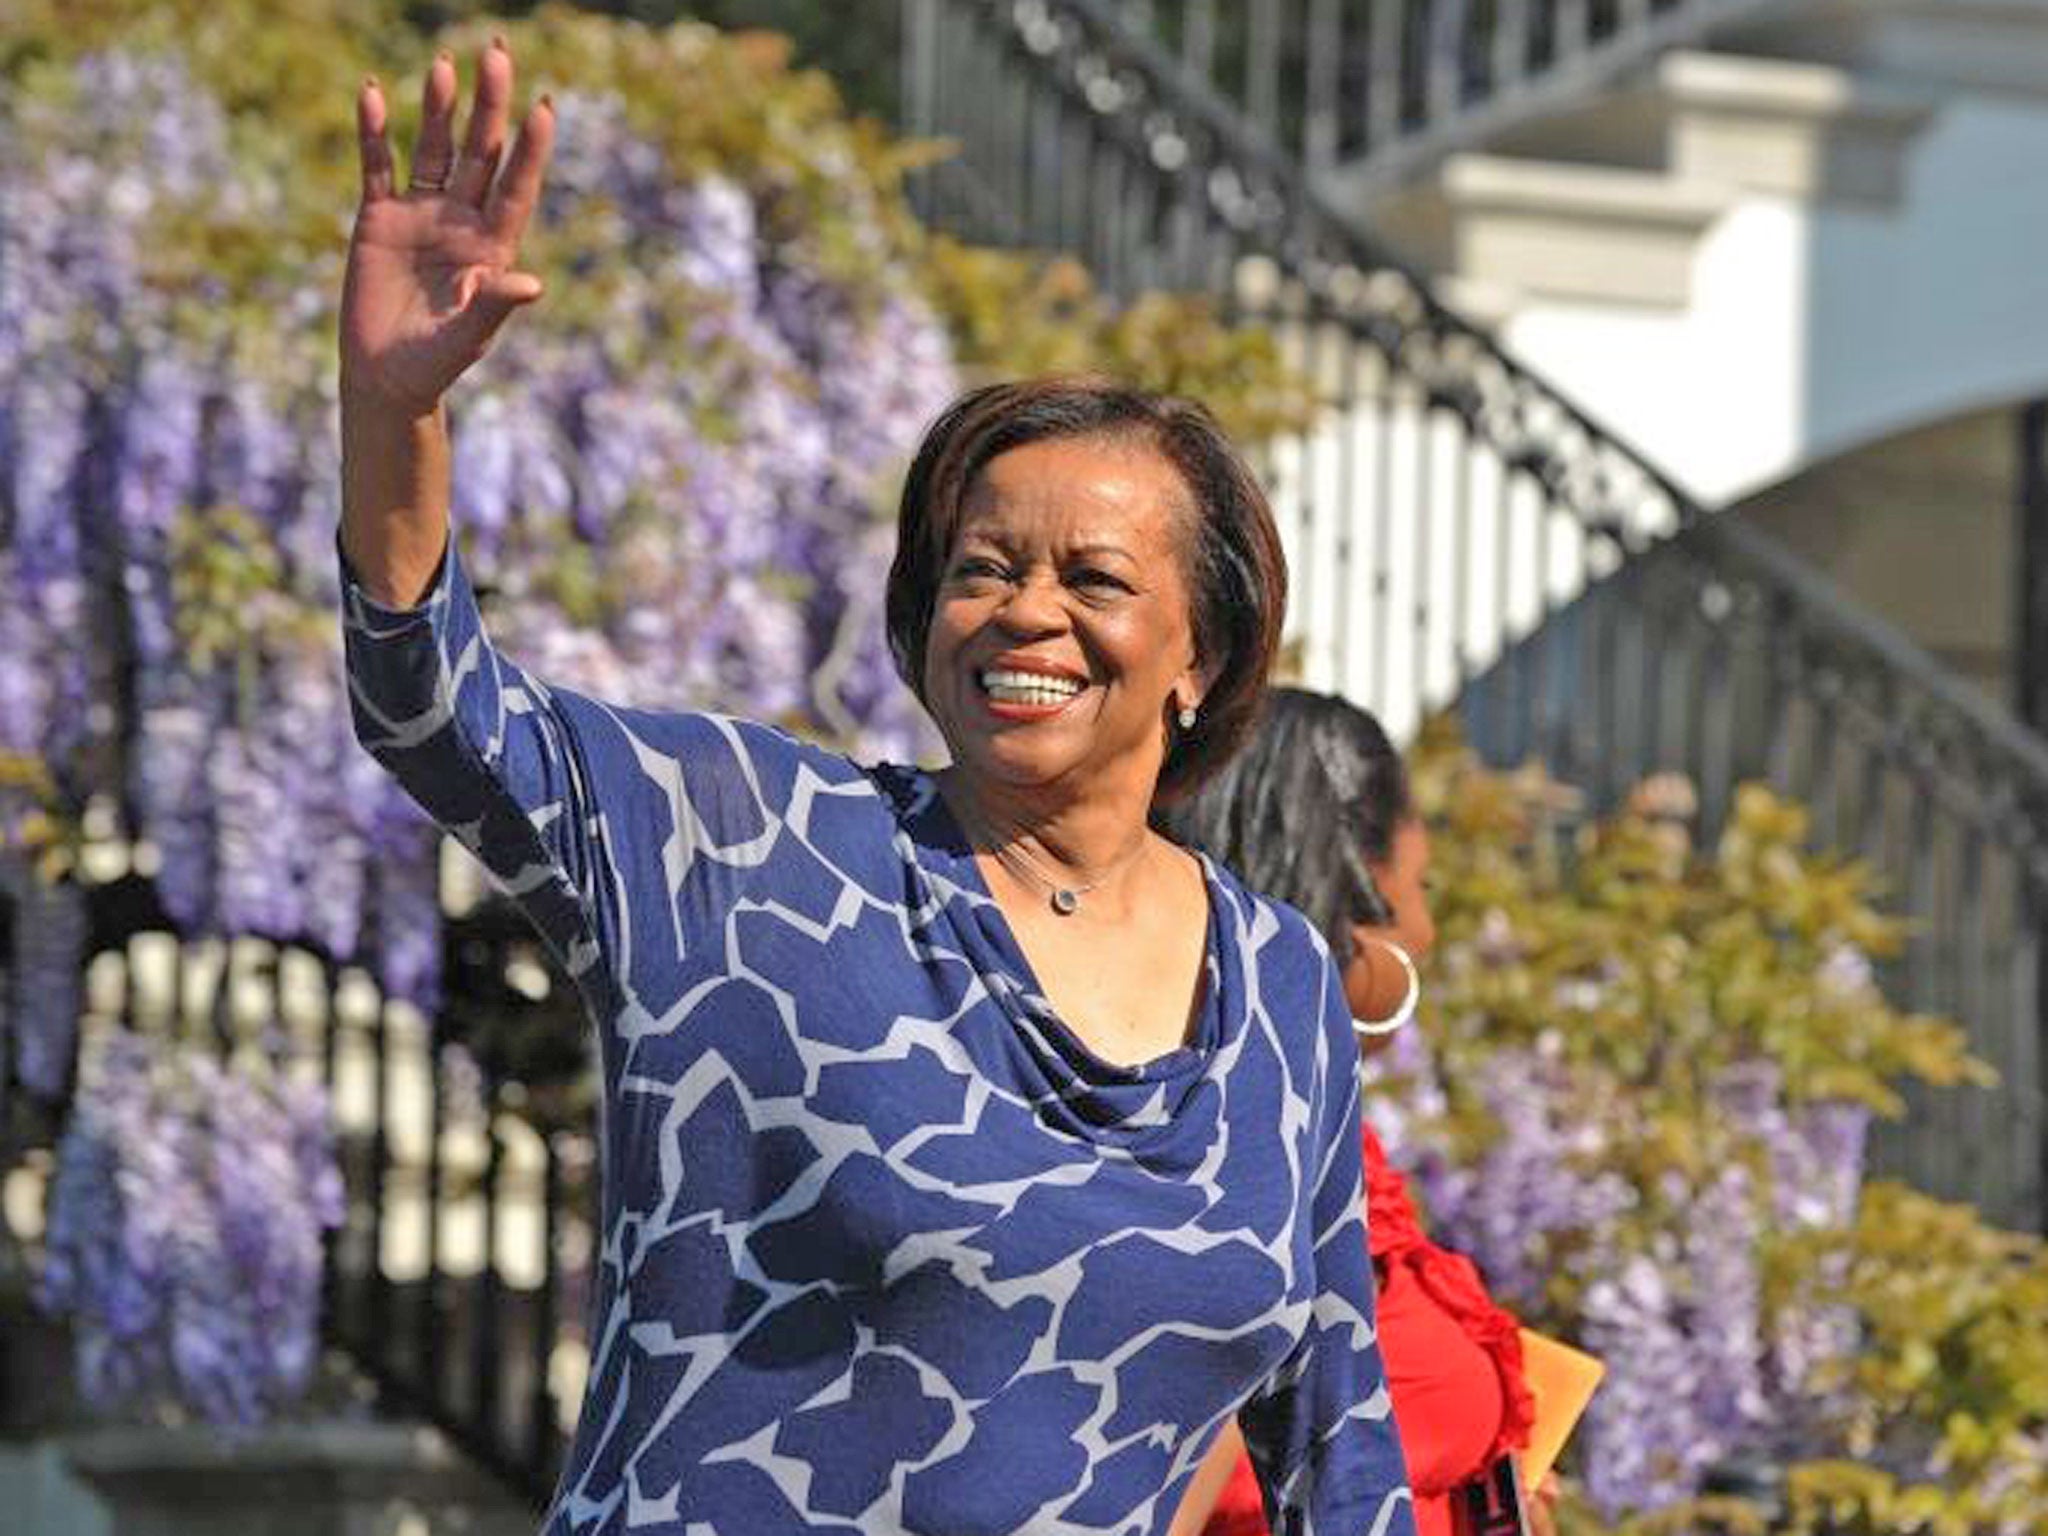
[1359,33,2048,512]
[1080,0,1780,195]
[903,0,2048,1233]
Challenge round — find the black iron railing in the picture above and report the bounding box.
[903,0,2048,1232]
[0,868,582,1506]
[1086,0,1775,195]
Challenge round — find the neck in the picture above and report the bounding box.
[938,767,1157,889]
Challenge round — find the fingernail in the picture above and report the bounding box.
[538,92,553,109]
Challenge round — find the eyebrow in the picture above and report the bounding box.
[952,532,1139,564]
[1067,542,1138,562]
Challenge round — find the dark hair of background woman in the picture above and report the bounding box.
[1161,686,1411,964]
[886,375,1288,805]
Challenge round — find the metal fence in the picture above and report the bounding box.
[0,868,583,1504]
[903,0,2048,1231]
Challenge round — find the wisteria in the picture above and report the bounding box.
[1378,1032,1896,1515]
[2,46,378,1026]
[0,35,958,1059]
[1576,1252,1716,1510]
[0,858,85,1098]
[1373,974,1887,1516]
[1717,1061,1871,1448]
[38,1028,345,1425]
[1385,1040,1636,1315]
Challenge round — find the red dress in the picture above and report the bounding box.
[1203,1126,1536,1536]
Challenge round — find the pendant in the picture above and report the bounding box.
[1051,888,1080,916]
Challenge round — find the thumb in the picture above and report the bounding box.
[448,270,545,363]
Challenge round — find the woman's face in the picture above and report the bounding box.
[1341,816,1436,1019]
[922,435,1207,804]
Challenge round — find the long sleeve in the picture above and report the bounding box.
[1237,969,1417,1536]
[339,532,622,990]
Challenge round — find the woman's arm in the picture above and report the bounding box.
[1168,1421,1249,1536]
[339,42,552,607]
[336,45,632,978]
[336,43,820,999]
[1238,965,1417,1536]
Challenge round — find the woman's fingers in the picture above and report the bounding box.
[408,50,459,196]
[450,38,513,208]
[488,95,555,248]
[444,269,546,370]
[356,78,394,203]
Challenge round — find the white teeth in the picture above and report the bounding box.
[980,668,1082,705]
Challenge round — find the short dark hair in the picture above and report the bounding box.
[885,375,1287,804]
[1160,687,1410,964]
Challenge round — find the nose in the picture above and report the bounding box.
[1411,910,1437,961]
[992,571,1069,636]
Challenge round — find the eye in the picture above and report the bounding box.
[1069,566,1133,594]
[949,555,1011,584]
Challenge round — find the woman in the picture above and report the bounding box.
[1161,690,1542,1536]
[338,42,1413,1536]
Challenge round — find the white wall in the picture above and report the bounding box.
[1493,91,2048,506]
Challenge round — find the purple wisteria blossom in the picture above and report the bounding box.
[1714,1059,1869,1432]
[0,857,86,1098]
[1579,1254,1715,1510]
[1,43,958,1029]
[1376,1023,1885,1518]
[38,1028,345,1425]
[1679,1165,1769,1452]
[1397,1042,1636,1312]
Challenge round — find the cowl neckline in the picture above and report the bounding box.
[872,762,1230,1148]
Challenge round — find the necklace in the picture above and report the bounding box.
[989,839,1098,916]
[952,796,1147,917]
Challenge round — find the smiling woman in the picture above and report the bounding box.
[888,377,1285,809]
[337,41,1414,1536]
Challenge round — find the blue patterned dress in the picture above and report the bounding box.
[341,536,1415,1536]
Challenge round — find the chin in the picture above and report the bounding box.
[950,733,1078,788]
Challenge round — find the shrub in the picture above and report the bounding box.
[1376,723,2043,1533]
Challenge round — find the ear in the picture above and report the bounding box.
[1175,651,1222,716]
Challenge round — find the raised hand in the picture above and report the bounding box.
[341,40,554,417]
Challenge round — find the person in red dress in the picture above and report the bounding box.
[1162,688,1553,1536]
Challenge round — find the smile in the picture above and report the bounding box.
[977,667,1086,707]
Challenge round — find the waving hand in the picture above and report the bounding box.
[341,41,554,415]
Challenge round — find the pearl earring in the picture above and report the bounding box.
[1176,704,1198,730]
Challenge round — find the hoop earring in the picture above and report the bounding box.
[1351,936,1418,1038]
